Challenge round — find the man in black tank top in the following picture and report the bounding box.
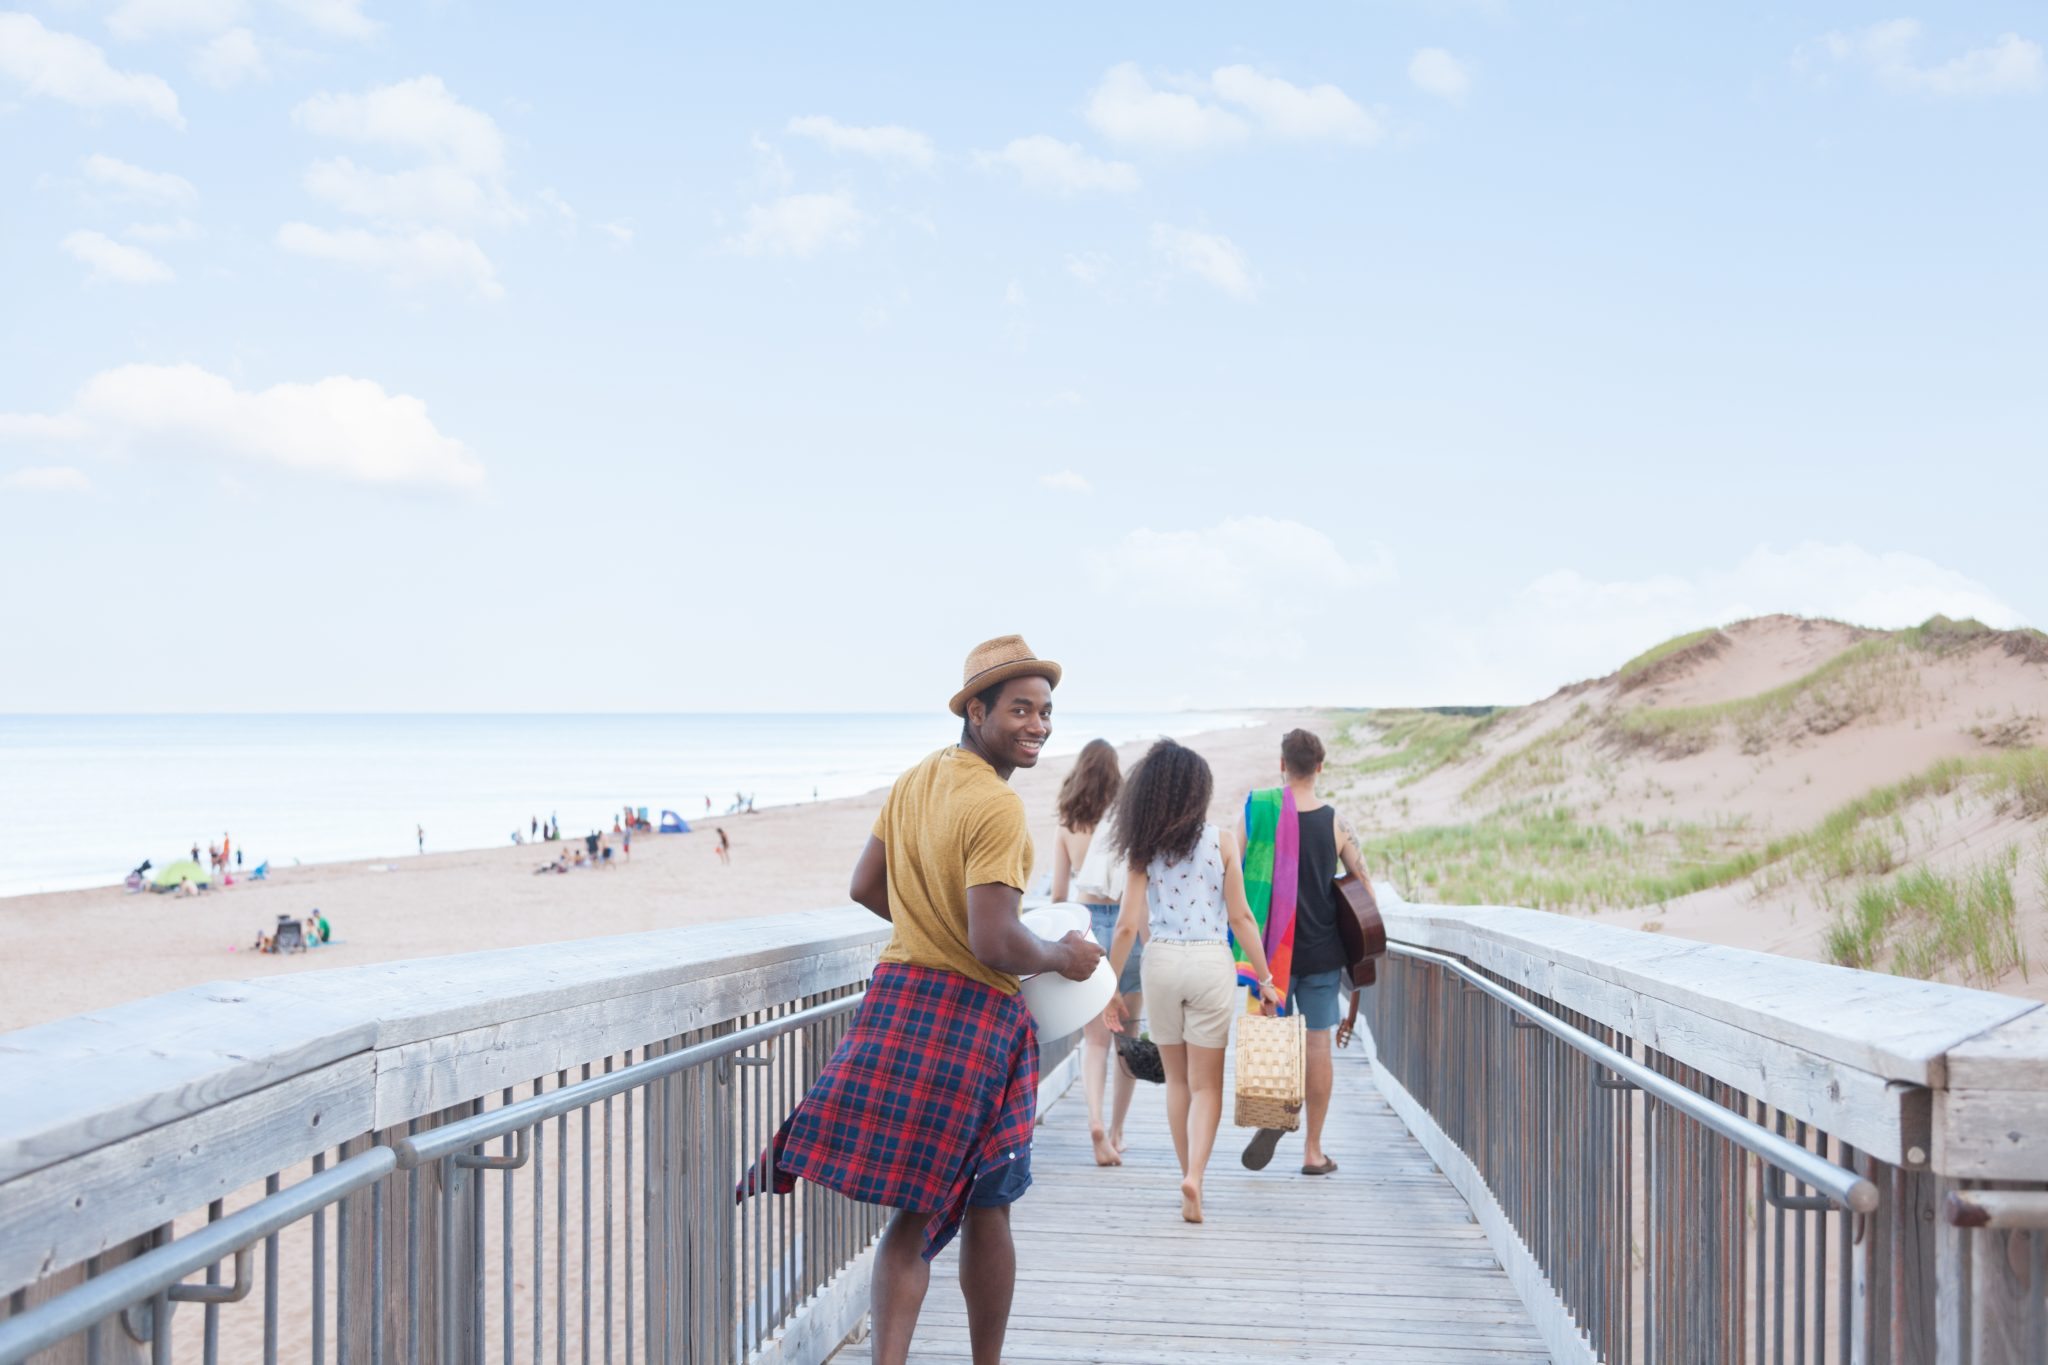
[1237,728,1375,1176]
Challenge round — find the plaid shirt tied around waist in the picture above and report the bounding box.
[739,960,1038,1261]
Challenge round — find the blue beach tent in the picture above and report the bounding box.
[659,811,690,834]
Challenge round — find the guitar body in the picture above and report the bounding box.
[1332,872,1387,989]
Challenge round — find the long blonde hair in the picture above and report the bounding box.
[1056,738,1122,831]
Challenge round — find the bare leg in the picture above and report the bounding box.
[869,1209,932,1365]
[1081,1017,1118,1165]
[1108,990,1141,1152]
[1180,1041,1225,1222]
[1158,1042,1190,1178]
[1303,1027,1335,1168]
[958,1204,1016,1365]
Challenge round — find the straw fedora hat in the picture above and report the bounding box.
[949,635,1062,717]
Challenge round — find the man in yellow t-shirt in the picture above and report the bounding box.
[760,635,1101,1365]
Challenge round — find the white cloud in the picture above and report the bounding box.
[125,217,203,241]
[0,363,483,490]
[750,134,793,193]
[277,222,503,299]
[193,26,267,88]
[1211,65,1381,143]
[785,115,936,171]
[295,76,503,175]
[302,156,517,225]
[1,466,93,494]
[0,13,183,126]
[731,192,866,258]
[1151,223,1256,300]
[600,221,633,248]
[61,229,174,284]
[1041,470,1091,494]
[1408,47,1472,102]
[1065,251,1109,285]
[977,135,1139,195]
[1092,517,1394,665]
[0,414,92,441]
[82,153,196,205]
[106,0,243,41]
[274,0,379,40]
[1820,20,2043,97]
[1087,62,1248,151]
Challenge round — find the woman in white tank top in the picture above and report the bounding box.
[1100,739,1281,1223]
[1049,739,1139,1166]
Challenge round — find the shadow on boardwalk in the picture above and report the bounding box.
[834,1045,1550,1363]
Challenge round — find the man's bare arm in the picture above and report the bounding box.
[1333,808,1371,883]
[849,836,891,921]
[966,883,1102,981]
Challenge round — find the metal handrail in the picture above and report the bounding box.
[0,1150,398,1364]
[393,990,865,1168]
[0,988,869,1365]
[1386,940,1881,1214]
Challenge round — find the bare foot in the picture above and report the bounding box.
[1091,1127,1121,1167]
[1110,1130,1127,1155]
[1180,1177,1204,1223]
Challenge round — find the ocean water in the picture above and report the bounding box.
[0,712,1253,898]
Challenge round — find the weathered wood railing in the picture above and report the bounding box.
[1361,888,2048,1365]
[0,908,1079,1364]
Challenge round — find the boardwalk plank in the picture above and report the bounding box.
[832,1046,1548,1363]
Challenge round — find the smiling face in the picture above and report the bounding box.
[966,675,1054,772]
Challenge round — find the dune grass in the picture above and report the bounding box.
[1823,848,2026,986]
[1338,709,1501,786]
[1616,628,1722,682]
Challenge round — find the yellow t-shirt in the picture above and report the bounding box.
[873,746,1035,995]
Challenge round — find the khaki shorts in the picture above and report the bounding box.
[1139,941,1237,1049]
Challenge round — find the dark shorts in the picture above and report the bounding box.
[1087,903,1144,995]
[967,1148,1033,1207]
[1290,968,1345,1032]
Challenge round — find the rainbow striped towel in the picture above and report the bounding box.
[1233,786,1298,1007]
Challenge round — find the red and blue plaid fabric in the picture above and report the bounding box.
[740,960,1038,1261]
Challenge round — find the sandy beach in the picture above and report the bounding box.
[0,712,1327,1034]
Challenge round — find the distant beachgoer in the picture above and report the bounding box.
[705,796,711,813]
[222,832,231,869]
[715,828,730,865]
[417,824,424,854]
[314,911,331,943]
[1103,738,1283,1224]
[531,815,539,839]
[572,848,586,867]
[1049,738,1137,1166]
[585,831,599,860]
[235,848,242,868]
[191,842,200,866]
[613,816,623,834]
[622,828,632,861]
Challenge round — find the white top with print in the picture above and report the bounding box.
[1145,823,1229,942]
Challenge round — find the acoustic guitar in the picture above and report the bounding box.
[1332,871,1386,989]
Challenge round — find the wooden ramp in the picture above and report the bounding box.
[833,1045,1551,1364]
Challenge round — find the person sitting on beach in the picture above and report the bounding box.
[1049,737,1141,1167]
[571,848,585,868]
[312,911,331,944]
[1102,738,1283,1224]
[748,635,1102,1365]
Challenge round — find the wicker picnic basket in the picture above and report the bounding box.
[1233,1010,1306,1131]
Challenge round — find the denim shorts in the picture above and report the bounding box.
[1289,968,1345,1032]
[967,1148,1032,1207]
[1087,903,1144,995]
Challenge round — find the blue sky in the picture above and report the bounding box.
[2,2,2043,712]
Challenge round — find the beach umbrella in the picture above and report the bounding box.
[151,858,209,890]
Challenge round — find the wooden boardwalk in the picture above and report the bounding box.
[835,1044,1550,1364]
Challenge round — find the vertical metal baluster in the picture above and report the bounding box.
[1793,1119,1808,1365]
[535,1075,546,1365]
[556,1069,568,1365]
[150,1224,172,1365]
[438,1156,454,1365]
[1756,1106,1768,1365]
[201,1198,223,1365]
[1773,1110,1788,1365]
[372,1171,385,1365]
[472,1101,485,1365]
[1838,1144,1855,1365]
[313,1151,328,1365]
[604,1059,615,1365]
[503,1089,516,1365]
[337,1171,351,1365]
[84,1255,103,1365]
[406,1121,421,1365]
[625,1051,636,1365]
[661,1057,675,1365]
[582,1062,593,1365]
[1814,1131,1829,1365]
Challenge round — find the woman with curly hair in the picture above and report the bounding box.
[1100,738,1282,1222]
[1049,738,1139,1166]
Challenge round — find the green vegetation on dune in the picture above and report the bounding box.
[1823,849,2027,987]
[1367,749,2048,927]
[1337,709,1502,786]
[1616,628,1722,681]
